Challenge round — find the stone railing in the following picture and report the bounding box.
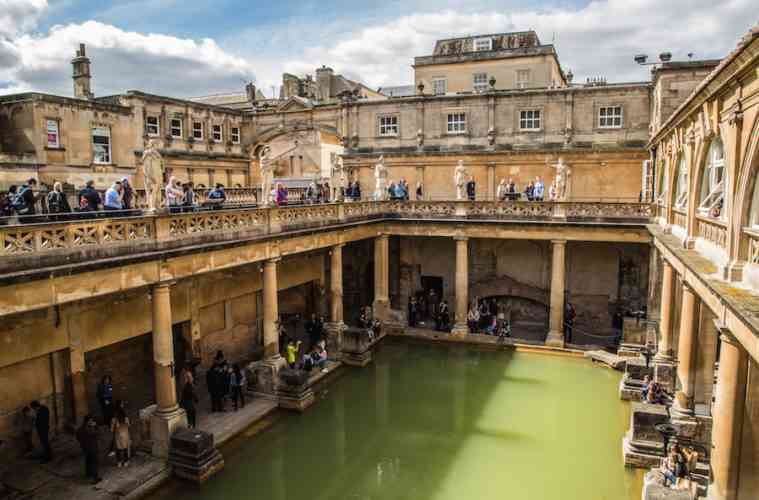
[745,229,759,265]
[672,209,687,229]
[0,200,653,260]
[696,216,728,249]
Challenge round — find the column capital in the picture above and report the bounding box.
[265,257,281,265]
[331,243,346,250]
[153,281,175,292]
[551,239,567,246]
[454,235,469,242]
[376,233,389,241]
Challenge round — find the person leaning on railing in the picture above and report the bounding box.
[205,183,226,209]
[78,180,102,215]
[47,182,72,221]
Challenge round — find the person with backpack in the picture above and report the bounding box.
[182,182,197,212]
[78,180,101,214]
[47,182,71,220]
[207,183,226,209]
[14,178,38,223]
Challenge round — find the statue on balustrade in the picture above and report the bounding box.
[373,156,388,201]
[141,139,164,212]
[258,145,274,206]
[551,157,572,201]
[454,160,468,200]
[331,155,347,202]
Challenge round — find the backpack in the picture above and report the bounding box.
[11,186,30,214]
[47,191,61,213]
[79,195,89,211]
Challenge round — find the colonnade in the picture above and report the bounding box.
[655,259,749,500]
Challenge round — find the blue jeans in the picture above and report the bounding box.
[664,470,677,487]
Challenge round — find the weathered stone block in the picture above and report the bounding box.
[151,408,188,458]
[168,428,224,484]
[642,470,691,500]
[277,368,315,412]
[623,403,668,468]
[654,361,676,394]
[342,327,373,367]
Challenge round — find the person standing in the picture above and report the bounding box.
[104,181,123,214]
[47,182,71,219]
[230,364,246,411]
[110,408,131,467]
[96,376,114,428]
[78,180,101,213]
[525,181,535,201]
[533,176,545,201]
[466,177,476,201]
[182,182,197,212]
[415,182,423,200]
[180,380,199,428]
[286,340,302,369]
[19,406,35,456]
[30,401,52,462]
[165,176,183,213]
[121,177,134,210]
[408,297,418,327]
[77,415,101,483]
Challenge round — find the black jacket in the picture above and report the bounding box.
[78,186,101,211]
[34,405,50,431]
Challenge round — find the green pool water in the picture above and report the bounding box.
[152,342,642,500]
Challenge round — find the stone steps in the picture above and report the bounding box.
[585,349,626,370]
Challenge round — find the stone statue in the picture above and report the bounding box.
[258,145,274,206]
[141,139,164,212]
[550,157,572,201]
[373,155,388,201]
[454,160,468,200]
[416,129,424,148]
[331,155,346,201]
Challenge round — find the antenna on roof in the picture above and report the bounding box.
[552,31,556,44]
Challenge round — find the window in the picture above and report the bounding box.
[517,70,530,89]
[698,139,725,217]
[656,161,669,205]
[675,156,689,209]
[475,38,492,51]
[212,124,222,143]
[519,109,542,131]
[447,112,466,134]
[599,106,623,128]
[146,115,159,136]
[432,78,447,96]
[192,121,203,140]
[46,119,60,148]
[92,126,111,165]
[473,73,488,93]
[231,127,240,144]
[378,115,399,136]
[170,118,183,138]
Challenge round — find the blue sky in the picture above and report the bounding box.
[1,0,756,98]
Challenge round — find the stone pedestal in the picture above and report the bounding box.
[619,357,654,401]
[168,428,224,483]
[325,322,345,361]
[150,407,188,458]
[623,317,647,346]
[277,368,315,412]
[341,327,373,367]
[669,413,713,451]
[623,402,669,468]
[642,470,691,500]
[654,360,677,394]
[247,356,286,396]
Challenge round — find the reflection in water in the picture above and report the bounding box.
[149,342,643,500]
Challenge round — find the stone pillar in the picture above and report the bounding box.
[452,236,469,335]
[263,258,281,359]
[709,332,748,500]
[656,260,675,360]
[326,244,346,360]
[150,282,187,458]
[69,349,88,426]
[673,282,700,416]
[546,240,566,347]
[373,235,389,321]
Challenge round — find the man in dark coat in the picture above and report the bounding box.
[30,400,52,462]
[76,415,101,483]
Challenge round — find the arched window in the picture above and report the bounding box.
[656,160,669,204]
[674,156,689,208]
[698,139,725,218]
[748,173,759,229]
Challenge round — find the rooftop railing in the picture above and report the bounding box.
[0,200,652,260]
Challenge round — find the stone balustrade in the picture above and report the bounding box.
[695,216,728,249]
[0,200,653,260]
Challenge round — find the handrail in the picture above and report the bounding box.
[0,200,654,257]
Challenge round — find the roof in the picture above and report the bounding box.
[0,92,131,112]
[649,23,759,146]
[378,85,416,97]
[432,31,541,56]
[190,89,268,109]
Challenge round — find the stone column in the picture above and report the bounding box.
[673,282,700,416]
[263,258,281,359]
[546,240,566,347]
[709,332,748,500]
[373,235,389,321]
[150,282,187,458]
[656,260,675,359]
[326,244,346,360]
[452,236,469,335]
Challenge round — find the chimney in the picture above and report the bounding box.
[245,82,257,103]
[71,43,93,99]
[315,65,334,102]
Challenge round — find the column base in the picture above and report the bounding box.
[545,330,565,348]
[277,369,316,412]
[324,322,346,361]
[342,350,372,367]
[150,406,188,458]
[671,394,695,418]
[450,323,469,338]
[248,356,286,396]
[372,299,389,322]
[653,360,677,394]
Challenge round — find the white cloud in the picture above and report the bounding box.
[0,0,46,38]
[253,0,757,90]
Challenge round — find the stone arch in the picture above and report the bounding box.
[730,113,759,262]
[251,124,343,179]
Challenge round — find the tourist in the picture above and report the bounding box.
[207,183,226,208]
[345,181,355,201]
[180,365,194,387]
[661,448,679,488]
[77,415,101,484]
[276,183,288,206]
[47,182,71,218]
[369,318,381,341]
[104,181,123,213]
[438,300,450,331]
[165,176,183,213]
[14,178,38,221]
[354,181,361,200]
[306,313,318,347]
[180,379,199,428]
[682,446,699,492]
[78,180,101,213]
[96,375,114,427]
[496,179,507,201]
[508,179,518,200]
[408,296,418,327]
[30,400,52,462]
[230,364,246,411]
[206,363,223,413]
[110,407,131,467]
[214,350,226,365]
[641,375,651,401]
[287,339,302,369]
[416,181,423,200]
[467,303,480,333]
[549,180,557,201]
[534,176,545,201]
[222,365,233,407]
[358,310,369,329]
[564,303,576,343]
[323,182,331,202]
[182,182,197,212]
[19,406,34,456]
[525,181,535,201]
[121,177,134,210]
[485,315,498,335]
[466,177,476,201]
[314,343,328,372]
[307,181,317,203]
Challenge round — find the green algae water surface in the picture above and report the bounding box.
[152,342,642,500]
